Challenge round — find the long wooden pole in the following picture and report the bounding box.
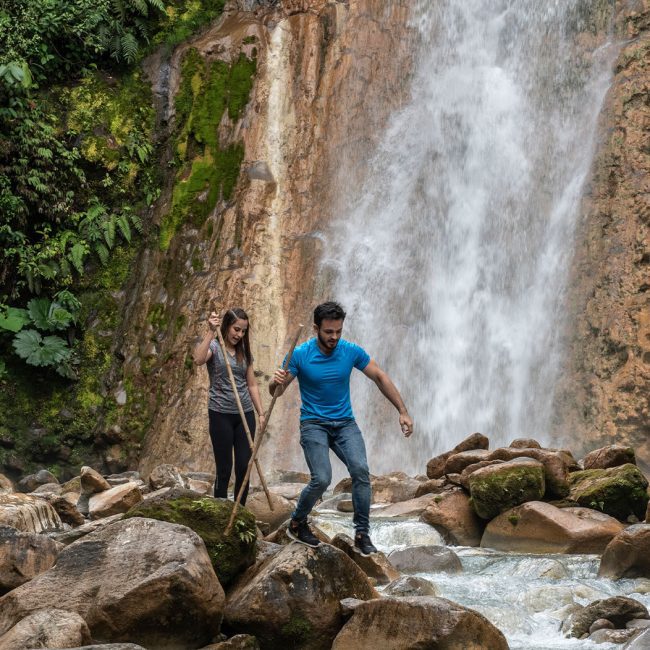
[225,324,304,535]
[214,326,274,511]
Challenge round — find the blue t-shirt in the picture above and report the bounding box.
[287,337,371,421]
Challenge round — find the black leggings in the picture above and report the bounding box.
[208,410,256,505]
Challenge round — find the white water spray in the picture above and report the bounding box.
[323,0,618,473]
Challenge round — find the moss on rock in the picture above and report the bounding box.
[125,493,257,586]
[568,464,649,521]
[160,47,256,250]
[469,462,546,520]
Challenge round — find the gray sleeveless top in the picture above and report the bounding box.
[206,340,253,414]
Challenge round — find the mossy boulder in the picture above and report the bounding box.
[568,464,649,521]
[469,459,545,520]
[125,489,256,586]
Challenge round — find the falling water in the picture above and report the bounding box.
[323,0,619,473]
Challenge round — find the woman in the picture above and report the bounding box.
[193,307,265,505]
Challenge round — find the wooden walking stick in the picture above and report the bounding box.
[211,301,274,510]
[225,324,304,535]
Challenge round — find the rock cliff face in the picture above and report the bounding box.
[554,0,650,471]
[113,0,415,477]
[114,0,648,479]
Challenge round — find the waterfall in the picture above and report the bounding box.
[323,0,618,474]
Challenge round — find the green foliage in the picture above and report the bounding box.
[150,0,226,50]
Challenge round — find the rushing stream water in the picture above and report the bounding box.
[323,0,619,474]
[313,506,650,649]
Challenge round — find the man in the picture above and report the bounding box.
[270,301,413,555]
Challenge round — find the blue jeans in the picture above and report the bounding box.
[292,419,371,534]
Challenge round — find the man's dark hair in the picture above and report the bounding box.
[314,302,346,327]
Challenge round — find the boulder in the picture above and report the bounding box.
[372,494,440,518]
[589,628,637,644]
[148,464,189,490]
[225,543,377,650]
[246,491,294,532]
[459,460,505,490]
[444,450,492,475]
[60,476,81,494]
[17,469,59,493]
[0,493,63,532]
[0,524,62,593]
[387,545,462,574]
[330,533,400,585]
[0,608,90,649]
[334,472,421,504]
[80,466,111,494]
[509,438,541,449]
[569,464,649,521]
[269,469,310,484]
[0,518,225,648]
[419,488,484,546]
[42,493,85,527]
[469,458,545,519]
[383,576,437,597]
[413,479,446,498]
[599,524,650,579]
[50,513,124,545]
[267,483,306,500]
[125,491,256,587]
[569,596,649,638]
[88,481,143,519]
[481,502,624,553]
[425,433,490,479]
[625,629,650,648]
[489,447,570,498]
[331,596,508,649]
[32,482,62,495]
[582,444,637,470]
[0,473,14,494]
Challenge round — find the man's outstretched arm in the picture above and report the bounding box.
[362,360,413,437]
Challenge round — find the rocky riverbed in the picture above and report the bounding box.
[0,435,649,649]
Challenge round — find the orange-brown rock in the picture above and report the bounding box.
[489,447,571,498]
[372,494,440,518]
[419,488,484,546]
[414,478,446,497]
[245,490,294,532]
[0,494,62,533]
[0,525,62,594]
[426,433,490,479]
[554,2,650,473]
[598,524,650,579]
[0,474,13,495]
[100,0,418,480]
[334,472,421,504]
[459,460,505,490]
[0,518,225,648]
[481,501,624,553]
[224,543,377,650]
[444,450,492,475]
[0,608,91,650]
[331,596,509,650]
[582,444,637,470]
[331,533,400,585]
[510,438,542,449]
[88,481,143,520]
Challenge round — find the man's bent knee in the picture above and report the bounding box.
[348,464,370,483]
[309,472,331,493]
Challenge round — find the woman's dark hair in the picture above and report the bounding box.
[314,301,346,327]
[220,307,252,365]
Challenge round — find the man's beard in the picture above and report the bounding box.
[317,331,339,351]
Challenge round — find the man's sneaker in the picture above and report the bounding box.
[354,532,378,556]
[287,519,320,548]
